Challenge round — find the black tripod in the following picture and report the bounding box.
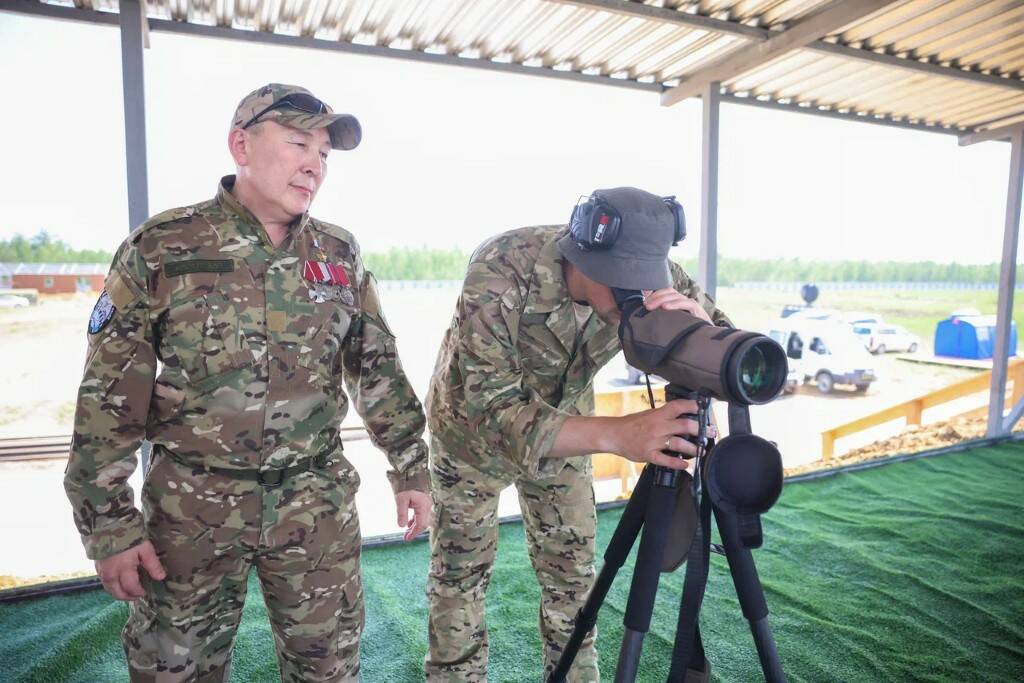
[548,387,786,683]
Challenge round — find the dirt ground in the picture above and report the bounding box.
[0,287,984,450]
[784,414,1024,477]
[0,287,1006,585]
[0,296,92,438]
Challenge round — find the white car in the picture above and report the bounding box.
[852,323,920,354]
[768,319,877,394]
[0,294,30,308]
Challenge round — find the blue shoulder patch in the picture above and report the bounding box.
[88,291,115,334]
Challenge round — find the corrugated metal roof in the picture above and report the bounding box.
[0,263,108,276]
[17,0,1024,135]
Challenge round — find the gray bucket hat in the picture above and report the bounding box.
[556,187,678,291]
[231,83,362,151]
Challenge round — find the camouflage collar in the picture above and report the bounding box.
[217,175,312,241]
[522,228,572,315]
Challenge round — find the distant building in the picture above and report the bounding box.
[0,263,106,294]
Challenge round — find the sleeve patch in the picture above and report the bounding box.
[88,292,115,334]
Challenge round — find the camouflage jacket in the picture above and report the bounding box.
[65,176,429,559]
[426,225,729,480]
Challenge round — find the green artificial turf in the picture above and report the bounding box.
[3,442,1023,682]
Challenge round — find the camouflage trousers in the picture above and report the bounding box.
[122,449,364,682]
[424,435,599,682]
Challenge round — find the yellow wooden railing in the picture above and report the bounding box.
[821,358,1024,460]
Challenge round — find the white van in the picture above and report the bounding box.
[767,319,877,394]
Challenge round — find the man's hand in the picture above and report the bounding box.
[395,490,432,542]
[608,399,716,469]
[95,540,166,601]
[642,288,712,322]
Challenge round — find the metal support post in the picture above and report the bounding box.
[119,0,149,231]
[988,131,1024,437]
[699,81,721,299]
[119,0,152,471]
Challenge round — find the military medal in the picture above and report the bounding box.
[312,237,329,262]
[303,254,354,305]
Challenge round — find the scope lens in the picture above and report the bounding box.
[739,347,770,395]
[729,337,787,404]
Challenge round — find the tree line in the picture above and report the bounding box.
[2,233,1018,284]
[676,257,1021,286]
[364,250,1020,285]
[0,232,114,264]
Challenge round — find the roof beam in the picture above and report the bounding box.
[0,0,119,25]
[545,0,771,41]
[555,1,1024,93]
[661,0,899,106]
[9,0,1024,96]
[807,41,1024,93]
[959,119,1024,146]
[0,0,661,93]
[720,92,964,137]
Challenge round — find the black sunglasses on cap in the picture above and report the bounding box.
[241,93,330,130]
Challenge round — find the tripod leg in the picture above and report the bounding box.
[713,507,787,683]
[615,468,680,683]
[547,466,655,683]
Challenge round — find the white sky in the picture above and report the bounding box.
[0,12,1019,265]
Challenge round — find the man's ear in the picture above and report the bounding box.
[228,128,249,166]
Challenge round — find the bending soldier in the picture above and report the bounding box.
[424,187,731,681]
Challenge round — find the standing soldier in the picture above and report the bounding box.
[64,83,431,682]
[424,187,731,681]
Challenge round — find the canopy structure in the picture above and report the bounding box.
[3,0,1023,438]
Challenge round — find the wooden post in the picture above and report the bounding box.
[1012,363,1024,406]
[906,400,923,426]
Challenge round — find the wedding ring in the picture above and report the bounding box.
[664,438,672,450]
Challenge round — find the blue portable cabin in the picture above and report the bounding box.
[934,315,1017,360]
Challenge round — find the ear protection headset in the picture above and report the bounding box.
[569,192,686,251]
[664,195,686,245]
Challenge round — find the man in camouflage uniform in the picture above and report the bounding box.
[424,187,731,681]
[64,83,431,682]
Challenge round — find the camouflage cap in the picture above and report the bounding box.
[231,83,362,151]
